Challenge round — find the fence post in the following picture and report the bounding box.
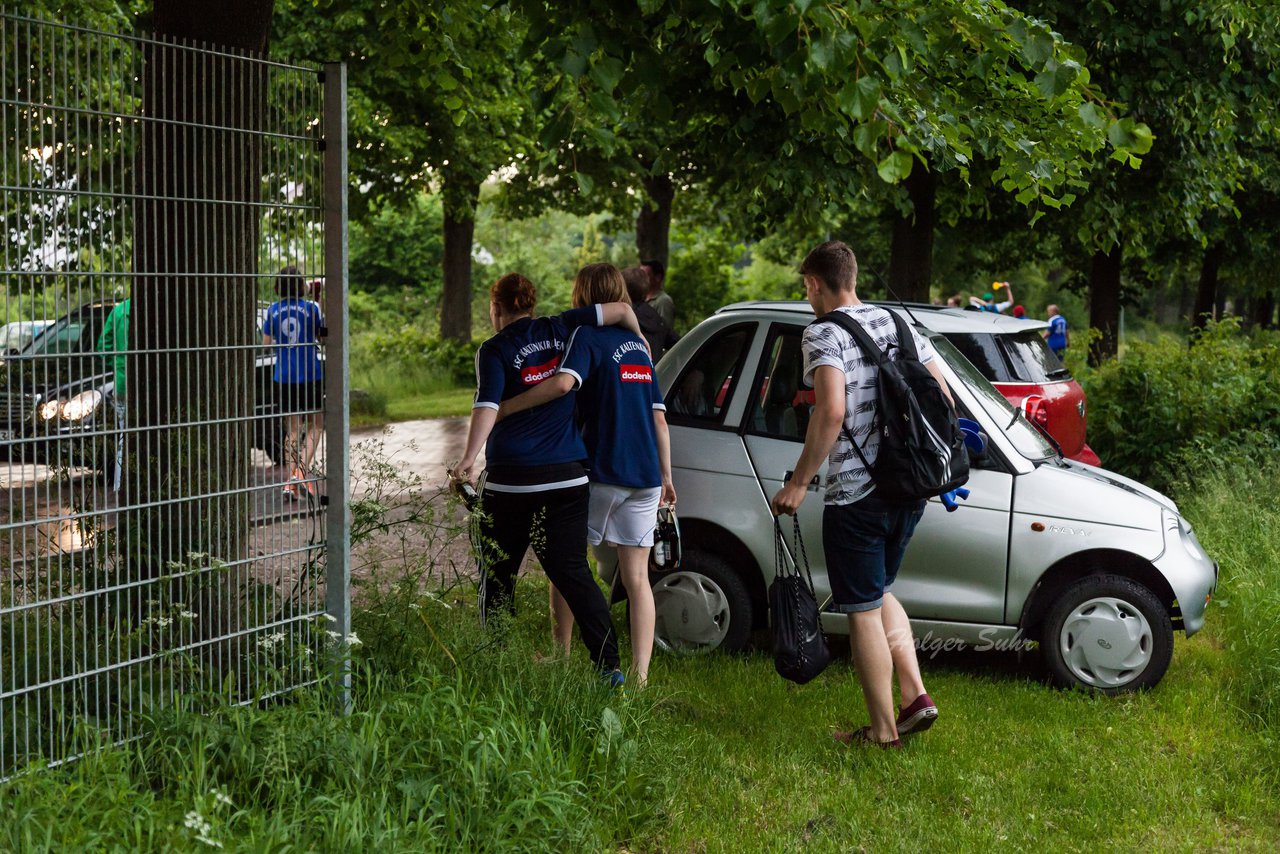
[322,61,351,713]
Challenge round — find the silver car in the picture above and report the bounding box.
[598,301,1217,693]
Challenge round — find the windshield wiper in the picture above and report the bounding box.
[1004,402,1064,459]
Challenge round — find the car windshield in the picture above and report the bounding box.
[944,330,1070,383]
[929,333,1057,462]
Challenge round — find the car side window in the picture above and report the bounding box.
[666,324,752,425]
[746,328,810,442]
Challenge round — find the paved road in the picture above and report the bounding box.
[351,416,476,488]
[1,417,474,564]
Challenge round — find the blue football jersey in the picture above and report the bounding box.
[559,325,666,488]
[473,305,604,470]
[264,298,323,383]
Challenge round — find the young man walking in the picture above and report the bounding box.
[770,240,952,748]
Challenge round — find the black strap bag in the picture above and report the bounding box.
[769,517,831,685]
[817,309,969,502]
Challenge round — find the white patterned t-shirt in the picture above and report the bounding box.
[801,304,936,506]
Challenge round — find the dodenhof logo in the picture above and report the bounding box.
[620,365,652,383]
[521,357,559,384]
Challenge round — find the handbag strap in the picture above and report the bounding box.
[774,516,818,594]
[790,515,819,595]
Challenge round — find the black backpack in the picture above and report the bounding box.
[816,309,969,502]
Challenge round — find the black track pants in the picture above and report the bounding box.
[477,484,621,672]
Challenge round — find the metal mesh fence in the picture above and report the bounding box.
[0,10,349,776]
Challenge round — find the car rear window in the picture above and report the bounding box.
[943,330,1071,384]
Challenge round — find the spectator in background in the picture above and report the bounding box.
[1012,304,1026,319]
[1045,304,1069,358]
[623,266,678,361]
[642,259,676,330]
[262,266,325,501]
[973,282,1014,313]
[946,295,962,308]
[97,297,130,493]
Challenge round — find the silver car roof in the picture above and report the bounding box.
[717,300,1049,333]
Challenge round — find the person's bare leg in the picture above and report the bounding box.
[881,592,926,707]
[848,608,898,742]
[285,414,304,472]
[617,545,654,686]
[549,584,573,656]
[301,411,323,472]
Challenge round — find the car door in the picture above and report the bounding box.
[741,322,1012,626]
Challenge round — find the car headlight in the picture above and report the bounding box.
[60,390,104,421]
[39,399,61,421]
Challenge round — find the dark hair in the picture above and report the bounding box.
[642,259,665,280]
[572,263,627,308]
[799,240,858,293]
[490,272,537,315]
[622,266,651,305]
[276,265,305,298]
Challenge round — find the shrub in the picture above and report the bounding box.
[1079,319,1280,493]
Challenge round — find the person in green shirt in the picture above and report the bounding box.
[97,299,130,492]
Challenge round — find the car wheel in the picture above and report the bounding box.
[651,549,753,655]
[1041,574,1173,694]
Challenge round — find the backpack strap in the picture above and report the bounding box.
[811,308,895,474]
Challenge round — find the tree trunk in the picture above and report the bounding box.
[636,173,674,269]
[440,174,480,342]
[887,163,936,304]
[1254,292,1277,329]
[1192,243,1221,328]
[1088,245,1123,366]
[128,1,273,640]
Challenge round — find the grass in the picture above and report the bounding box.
[2,463,1278,851]
[350,358,474,428]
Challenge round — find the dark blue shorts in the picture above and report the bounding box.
[822,492,927,613]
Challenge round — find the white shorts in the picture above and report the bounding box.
[587,483,662,547]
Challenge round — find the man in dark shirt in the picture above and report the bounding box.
[623,266,677,361]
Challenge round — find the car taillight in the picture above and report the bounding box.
[1033,404,1049,426]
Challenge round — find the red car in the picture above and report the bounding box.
[907,307,1100,466]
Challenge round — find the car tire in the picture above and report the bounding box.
[649,549,753,655]
[1040,574,1173,694]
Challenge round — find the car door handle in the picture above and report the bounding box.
[784,471,821,489]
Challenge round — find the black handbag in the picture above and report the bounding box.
[769,516,832,685]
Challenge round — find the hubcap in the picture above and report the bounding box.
[1059,596,1154,688]
[652,571,731,654]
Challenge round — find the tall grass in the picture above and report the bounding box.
[0,602,660,852]
[1179,463,1280,732]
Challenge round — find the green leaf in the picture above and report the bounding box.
[589,56,625,94]
[1077,102,1106,129]
[876,150,913,183]
[638,0,663,13]
[849,76,880,121]
[574,171,594,195]
[809,36,834,71]
[1034,60,1079,99]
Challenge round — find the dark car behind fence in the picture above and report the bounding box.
[0,11,350,777]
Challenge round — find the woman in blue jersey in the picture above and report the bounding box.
[454,273,642,681]
[499,263,676,688]
[262,266,324,500]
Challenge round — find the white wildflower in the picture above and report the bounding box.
[179,610,197,620]
[345,631,363,649]
[256,631,287,650]
[212,789,233,807]
[325,630,341,643]
[321,613,338,624]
